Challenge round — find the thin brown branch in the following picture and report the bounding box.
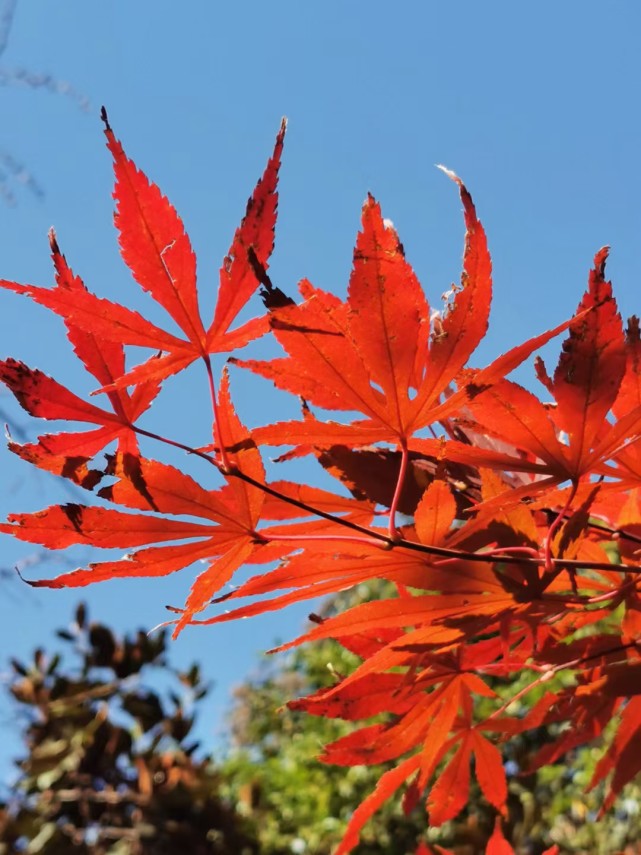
[131,423,641,577]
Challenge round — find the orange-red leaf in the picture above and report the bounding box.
[214,368,265,528]
[485,819,514,855]
[545,247,625,471]
[0,504,215,549]
[414,480,457,547]
[27,540,224,588]
[347,195,429,418]
[0,359,118,424]
[411,167,491,424]
[426,733,473,826]
[0,357,151,484]
[1,117,285,396]
[103,110,204,345]
[239,175,492,446]
[333,754,421,855]
[471,729,508,815]
[468,249,627,488]
[208,118,286,344]
[173,538,256,637]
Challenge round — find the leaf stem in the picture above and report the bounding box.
[543,482,578,572]
[487,667,563,721]
[487,546,542,559]
[132,425,218,465]
[388,439,408,541]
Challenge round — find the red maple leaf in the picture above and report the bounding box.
[236,173,491,448]
[0,233,159,486]
[0,111,285,394]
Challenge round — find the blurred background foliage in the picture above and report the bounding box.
[0,585,641,855]
[2,590,641,853]
[0,603,257,854]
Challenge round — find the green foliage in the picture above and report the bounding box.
[0,603,257,854]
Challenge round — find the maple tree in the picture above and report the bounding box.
[1,109,641,853]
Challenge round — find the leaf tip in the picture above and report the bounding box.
[593,245,610,275]
[437,165,480,233]
[48,227,60,255]
[100,106,111,131]
[435,164,459,184]
[361,193,383,224]
[15,564,42,588]
[627,315,640,340]
[148,619,174,637]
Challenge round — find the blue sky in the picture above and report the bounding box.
[1,0,641,777]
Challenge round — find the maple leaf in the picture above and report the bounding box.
[316,444,482,516]
[308,647,507,836]
[333,754,421,855]
[524,686,618,772]
[289,672,415,722]
[426,727,506,825]
[484,821,558,855]
[598,315,641,488]
[589,695,641,813]
[0,232,160,486]
[235,171,491,448]
[244,206,585,476]
[0,112,286,393]
[464,248,633,507]
[184,477,537,646]
[485,819,514,855]
[4,372,281,636]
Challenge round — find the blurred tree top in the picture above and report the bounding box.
[0,603,257,854]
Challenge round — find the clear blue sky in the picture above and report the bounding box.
[1,0,641,778]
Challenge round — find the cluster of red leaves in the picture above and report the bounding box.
[2,112,641,853]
